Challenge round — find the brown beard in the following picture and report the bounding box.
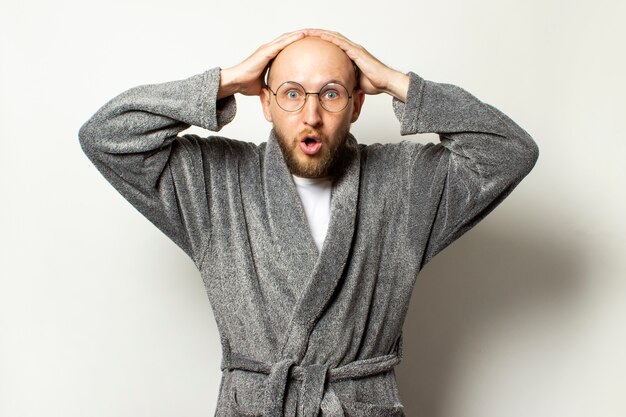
[274,125,351,178]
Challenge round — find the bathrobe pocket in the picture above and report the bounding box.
[230,387,262,417]
[341,370,405,416]
[226,369,265,417]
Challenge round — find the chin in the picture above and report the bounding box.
[275,126,350,178]
[291,154,332,178]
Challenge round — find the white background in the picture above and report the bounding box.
[1,0,625,416]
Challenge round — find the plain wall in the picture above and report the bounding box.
[1,0,625,416]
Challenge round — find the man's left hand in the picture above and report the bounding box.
[307,29,410,102]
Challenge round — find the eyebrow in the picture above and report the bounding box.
[279,80,350,93]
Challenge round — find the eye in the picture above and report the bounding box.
[323,90,340,100]
[285,90,302,100]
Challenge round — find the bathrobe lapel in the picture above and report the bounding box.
[264,130,361,360]
[263,130,320,299]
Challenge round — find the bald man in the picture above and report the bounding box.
[79,29,538,416]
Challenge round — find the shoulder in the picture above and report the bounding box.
[360,140,426,164]
[176,134,263,157]
[165,134,265,174]
[358,140,451,182]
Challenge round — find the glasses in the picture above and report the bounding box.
[266,81,353,113]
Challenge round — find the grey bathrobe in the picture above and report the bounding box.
[79,67,538,417]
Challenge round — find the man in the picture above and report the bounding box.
[79,29,538,417]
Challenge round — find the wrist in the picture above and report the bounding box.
[217,67,240,100]
[384,70,410,102]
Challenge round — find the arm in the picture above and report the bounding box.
[311,30,539,264]
[78,30,308,266]
[394,72,539,263]
[78,68,236,265]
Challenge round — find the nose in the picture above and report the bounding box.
[302,93,323,127]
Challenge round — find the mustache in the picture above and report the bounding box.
[296,129,326,141]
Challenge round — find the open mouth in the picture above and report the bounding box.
[300,136,322,155]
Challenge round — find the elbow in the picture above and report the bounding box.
[78,121,91,152]
[78,125,94,159]
[78,122,90,146]
[78,118,102,157]
[517,131,539,177]
[494,131,539,183]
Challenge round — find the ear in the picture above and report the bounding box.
[260,88,273,123]
[350,89,365,123]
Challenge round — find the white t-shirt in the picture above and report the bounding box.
[292,175,332,253]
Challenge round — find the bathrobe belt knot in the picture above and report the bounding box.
[223,349,402,417]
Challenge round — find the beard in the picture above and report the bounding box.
[274,125,351,178]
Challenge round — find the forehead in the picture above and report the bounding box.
[270,38,355,88]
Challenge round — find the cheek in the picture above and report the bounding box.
[271,111,299,135]
[330,112,353,132]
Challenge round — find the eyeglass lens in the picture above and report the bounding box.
[275,82,350,112]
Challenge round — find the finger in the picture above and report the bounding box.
[313,30,356,47]
[270,30,308,48]
[307,28,344,39]
[314,31,363,61]
[262,30,307,59]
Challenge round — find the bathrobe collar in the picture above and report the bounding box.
[264,129,361,359]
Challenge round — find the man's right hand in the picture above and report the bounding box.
[217,30,307,100]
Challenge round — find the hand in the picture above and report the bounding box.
[218,30,307,99]
[307,29,410,101]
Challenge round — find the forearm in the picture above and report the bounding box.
[77,67,237,220]
[79,68,235,157]
[394,72,539,180]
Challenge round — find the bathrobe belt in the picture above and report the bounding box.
[222,348,402,417]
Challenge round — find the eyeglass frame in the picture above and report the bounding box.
[265,81,355,113]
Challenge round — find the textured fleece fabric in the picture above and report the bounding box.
[79,67,539,417]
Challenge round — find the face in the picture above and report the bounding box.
[261,37,365,178]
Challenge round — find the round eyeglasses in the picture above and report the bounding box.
[266,81,353,113]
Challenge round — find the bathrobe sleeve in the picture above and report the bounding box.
[392,72,539,265]
[78,67,238,266]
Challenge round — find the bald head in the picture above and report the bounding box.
[267,37,358,90]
